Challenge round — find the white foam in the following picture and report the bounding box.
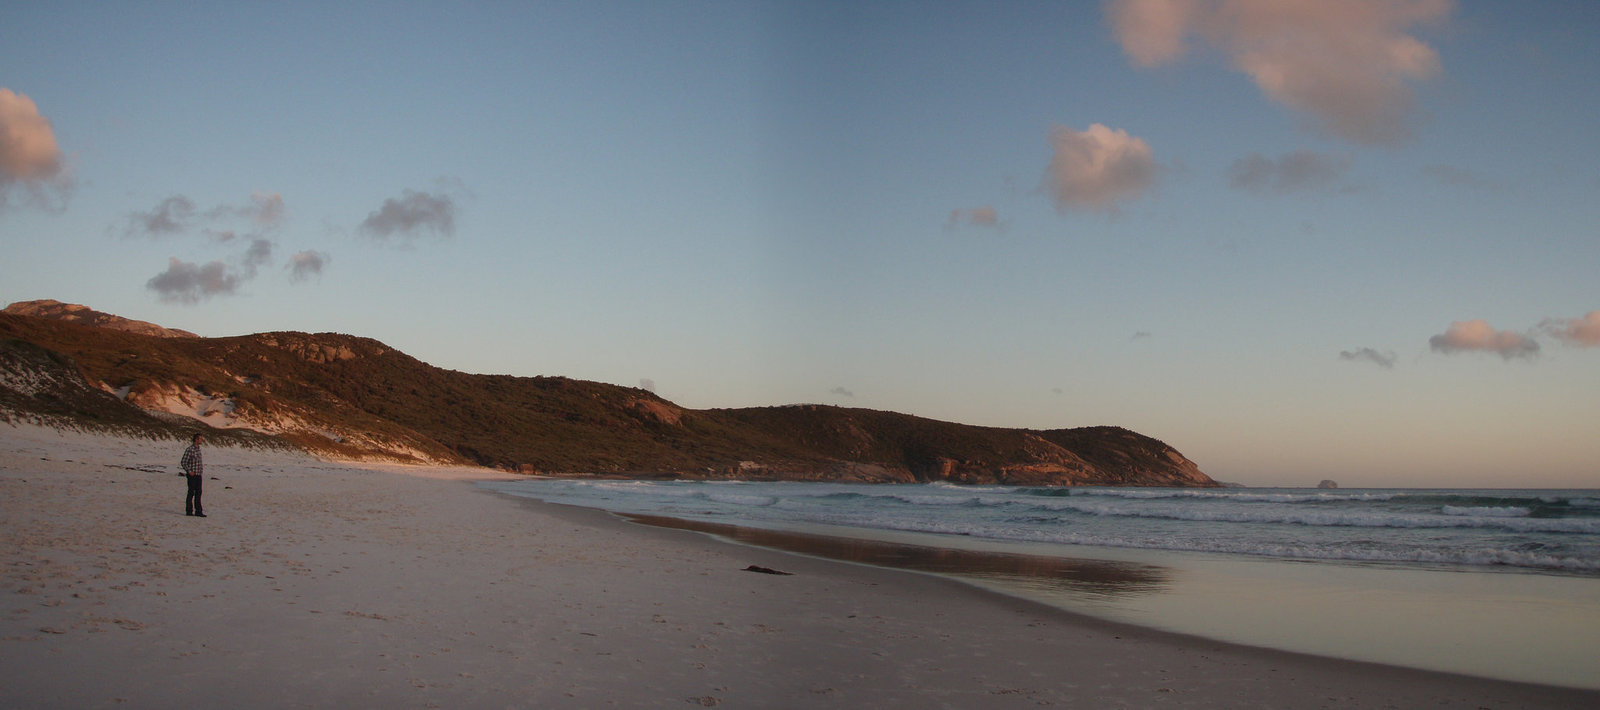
[1441,506,1530,518]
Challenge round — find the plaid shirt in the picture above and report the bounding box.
[181,444,203,476]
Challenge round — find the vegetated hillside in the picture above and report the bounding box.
[0,307,1217,486]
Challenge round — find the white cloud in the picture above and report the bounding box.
[1043,124,1157,213]
[1109,0,1453,144]
[1540,311,1600,347]
[0,87,70,211]
[1229,150,1350,193]
[1428,319,1538,360]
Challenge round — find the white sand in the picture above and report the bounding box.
[3,423,1595,708]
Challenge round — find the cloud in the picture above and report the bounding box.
[829,386,855,398]
[121,195,198,237]
[638,378,656,393]
[1108,0,1202,67]
[1043,124,1157,213]
[1108,0,1453,144]
[947,206,1000,230]
[146,257,244,304]
[1229,150,1350,193]
[1423,164,1501,191]
[1540,311,1600,347]
[121,192,284,239]
[359,189,456,242]
[1339,347,1397,368]
[247,191,285,228]
[1429,319,1539,360]
[241,238,274,277]
[0,88,71,211]
[287,250,329,282]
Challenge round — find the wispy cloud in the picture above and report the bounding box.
[146,258,244,304]
[1428,319,1539,360]
[829,386,855,398]
[946,206,1000,230]
[1109,0,1453,144]
[359,189,456,243]
[241,238,274,277]
[1229,150,1350,193]
[1339,347,1397,369]
[121,195,198,238]
[1423,164,1502,191]
[119,191,329,299]
[287,250,329,282]
[0,88,71,212]
[1043,124,1156,214]
[1540,311,1600,347]
[120,192,286,239]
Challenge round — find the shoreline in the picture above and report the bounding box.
[4,424,1597,708]
[582,503,1600,692]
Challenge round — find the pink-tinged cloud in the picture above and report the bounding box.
[246,191,285,228]
[287,250,330,282]
[1108,0,1454,144]
[1428,319,1538,360]
[1044,124,1156,213]
[947,206,999,229]
[1109,0,1203,67]
[1540,311,1600,347]
[0,88,70,209]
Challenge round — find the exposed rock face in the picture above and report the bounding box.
[3,300,198,338]
[1318,479,1339,489]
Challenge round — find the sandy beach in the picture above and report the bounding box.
[3,424,1595,709]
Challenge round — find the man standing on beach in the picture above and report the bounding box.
[180,433,206,517]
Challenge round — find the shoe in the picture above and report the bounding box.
[194,513,207,518]
[185,512,193,516]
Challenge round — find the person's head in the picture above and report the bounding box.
[192,433,204,445]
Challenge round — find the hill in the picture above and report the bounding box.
[0,303,1217,486]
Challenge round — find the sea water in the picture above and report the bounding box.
[482,479,1600,689]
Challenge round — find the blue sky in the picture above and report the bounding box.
[3,1,1597,487]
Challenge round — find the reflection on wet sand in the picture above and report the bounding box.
[622,513,1171,599]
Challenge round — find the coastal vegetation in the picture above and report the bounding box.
[1,302,1215,486]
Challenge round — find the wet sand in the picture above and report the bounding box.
[4,423,1595,708]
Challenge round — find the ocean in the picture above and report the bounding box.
[482,479,1600,689]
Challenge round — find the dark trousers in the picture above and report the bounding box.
[185,474,204,515]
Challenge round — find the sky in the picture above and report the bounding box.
[2,0,1597,488]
